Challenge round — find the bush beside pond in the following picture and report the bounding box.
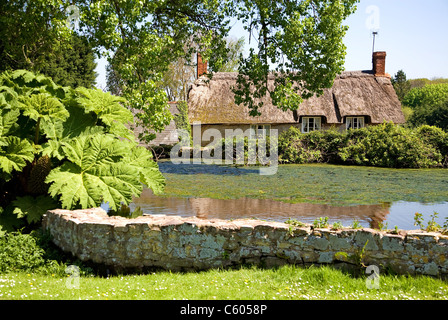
[278,123,448,168]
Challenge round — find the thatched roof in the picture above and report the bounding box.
[187,70,405,125]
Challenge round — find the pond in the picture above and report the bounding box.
[103,162,448,230]
[112,188,448,231]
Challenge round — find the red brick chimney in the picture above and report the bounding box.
[197,53,208,78]
[372,51,387,77]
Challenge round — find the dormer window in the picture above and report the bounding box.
[346,117,365,130]
[301,117,321,133]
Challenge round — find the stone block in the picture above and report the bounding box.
[353,229,380,251]
[306,236,329,251]
[381,234,405,252]
[328,234,351,251]
[318,251,334,264]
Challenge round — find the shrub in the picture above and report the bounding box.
[0,229,89,275]
[278,127,346,164]
[0,231,45,273]
[0,70,166,232]
[415,125,448,166]
[278,123,447,168]
[339,122,442,168]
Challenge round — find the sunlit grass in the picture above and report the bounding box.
[1,265,447,300]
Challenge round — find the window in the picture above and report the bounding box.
[346,117,365,130]
[301,117,321,133]
[250,124,271,139]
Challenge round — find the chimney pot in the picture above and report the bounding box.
[197,53,208,78]
[372,51,387,77]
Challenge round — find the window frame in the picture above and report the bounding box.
[301,117,321,133]
[346,116,365,130]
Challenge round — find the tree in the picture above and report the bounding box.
[78,0,231,143]
[161,36,245,101]
[0,2,96,89]
[403,83,448,109]
[1,0,359,142]
[161,56,196,102]
[0,0,70,73]
[403,83,448,130]
[409,98,448,131]
[39,34,97,88]
[391,70,411,102]
[232,0,359,116]
[216,37,245,72]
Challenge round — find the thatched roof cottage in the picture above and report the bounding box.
[186,51,405,145]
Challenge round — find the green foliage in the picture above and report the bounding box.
[0,229,82,275]
[285,218,306,228]
[0,0,71,73]
[415,125,448,165]
[414,212,444,233]
[402,83,448,109]
[350,219,362,230]
[215,37,246,72]
[0,231,44,273]
[313,217,329,229]
[0,70,165,232]
[108,205,144,219]
[340,123,442,168]
[278,123,448,168]
[46,134,142,210]
[408,98,448,132]
[13,196,58,224]
[38,34,97,88]
[391,70,411,102]
[2,1,360,142]
[331,222,344,230]
[232,0,359,115]
[0,2,96,88]
[403,83,448,131]
[409,78,448,89]
[414,212,424,229]
[173,101,191,138]
[278,127,345,164]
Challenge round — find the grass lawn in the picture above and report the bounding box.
[1,265,447,300]
[160,163,448,206]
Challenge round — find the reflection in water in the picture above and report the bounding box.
[131,189,391,229]
[129,189,448,230]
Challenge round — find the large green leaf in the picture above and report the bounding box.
[40,105,104,160]
[75,87,134,140]
[0,86,19,108]
[1,70,68,99]
[0,136,34,177]
[12,195,58,224]
[19,93,69,123]
[61,134,127,169]
[124,144,166,195]
[0,107,20,137]
[46,134,142,210]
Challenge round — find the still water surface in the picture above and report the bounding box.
[120,188,448,230]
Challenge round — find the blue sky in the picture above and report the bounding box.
[95,0,448,88]
[341,0,448,79]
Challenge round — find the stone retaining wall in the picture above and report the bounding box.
[42,208,448,277]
